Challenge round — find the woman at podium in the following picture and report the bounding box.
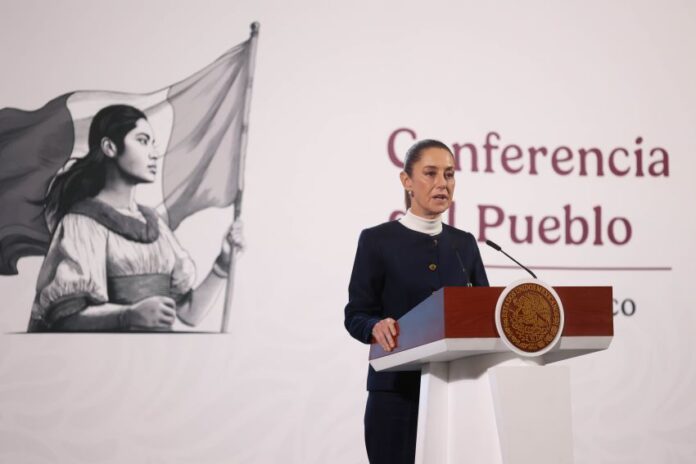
[344,139,489,463]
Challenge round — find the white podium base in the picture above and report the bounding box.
[415,354,574,464]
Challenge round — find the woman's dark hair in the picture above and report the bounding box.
[44,104,147,230]
[402,139,454,208]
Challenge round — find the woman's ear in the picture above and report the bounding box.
[101,137,117,158]
[400,170,412,190]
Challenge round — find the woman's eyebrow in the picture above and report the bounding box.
[135,132,151,140]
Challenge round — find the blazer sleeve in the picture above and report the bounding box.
[344,228,385,344]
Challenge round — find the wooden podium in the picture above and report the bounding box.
[369,286,613,464]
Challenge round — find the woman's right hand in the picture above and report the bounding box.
[125,296,177,330]
[371,318,399,352]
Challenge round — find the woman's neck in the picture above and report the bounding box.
[96,172,138,210]
[399,209,443,235]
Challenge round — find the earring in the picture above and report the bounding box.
[409,190,415,197]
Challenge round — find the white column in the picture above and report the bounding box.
[415,362,449,464]
[415,354,574,464]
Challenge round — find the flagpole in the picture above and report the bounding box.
[221,22,260,333]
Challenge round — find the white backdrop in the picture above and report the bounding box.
[1,1,695,463]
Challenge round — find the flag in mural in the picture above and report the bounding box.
[0,35,255,276]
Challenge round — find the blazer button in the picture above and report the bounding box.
[428,263,437,271]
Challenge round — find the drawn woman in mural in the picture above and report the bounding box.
[27,104,242,332]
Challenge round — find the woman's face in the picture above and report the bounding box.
[114,118,160,184]
[400,147,455,219]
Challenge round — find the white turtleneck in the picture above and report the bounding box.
[398,209,443,236]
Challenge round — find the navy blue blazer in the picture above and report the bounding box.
[344,220,489,392]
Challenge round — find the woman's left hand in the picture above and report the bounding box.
[215,219,245,273]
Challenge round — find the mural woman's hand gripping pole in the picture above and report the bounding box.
[176,219,244,328]
[218,219,246,267]
[219,203,244,333]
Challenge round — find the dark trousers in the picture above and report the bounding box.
[364,389,420,464]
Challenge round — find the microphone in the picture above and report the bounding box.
[485,239,538,279]
[452,245,473,287]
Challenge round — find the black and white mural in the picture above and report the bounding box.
[1,26,258,332]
